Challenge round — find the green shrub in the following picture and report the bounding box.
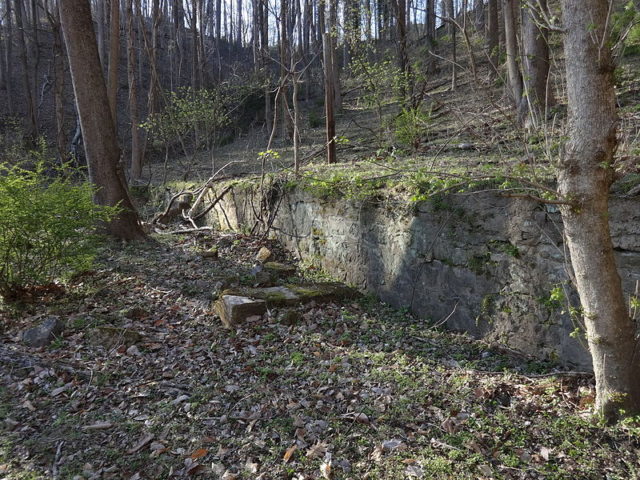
[394,107,432,151]
[0,162,115,300]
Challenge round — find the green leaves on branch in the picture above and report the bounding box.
[0,161,116,301]
[140,87,230,149]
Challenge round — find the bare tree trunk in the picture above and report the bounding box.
[559,0,640,422]
[328,0,341,111]
[395,0,410,98]
[4,0,14,115]
[126,0,142,179]
[258,0,271,134]
[147,0,161,114]
[46,4,67,161]
[447,0,457,90]
[107,0,120,129]
[487,0,499,74]
[96,0,107,66]
[59,0,145,241]
[474,0,484,32]
[503,0,522,109]
[519,0,552,128]
[279,0,291,140]
[323,32,336,164]
[14,0,38,139]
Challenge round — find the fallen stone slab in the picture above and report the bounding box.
[215,295,267,328]
[22,316,65,348]
[221,282,359,308]
[263,262,297,278]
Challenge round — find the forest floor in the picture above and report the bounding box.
[1,231,640,480]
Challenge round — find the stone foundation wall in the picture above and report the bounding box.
[205,184,640,370]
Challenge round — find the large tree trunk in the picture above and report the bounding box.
[503,0,522,109]
[519,0,552,128]
[107,0,120,128]
[559,0,640,421]
[126,0,142,179]
[59,0,146,241]
[147,0,161,114]
[46,4,67,162]
[487,0,499,74]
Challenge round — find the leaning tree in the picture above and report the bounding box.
[58,0,146,241]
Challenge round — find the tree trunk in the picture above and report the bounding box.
[148,0,161,114]
[559,0,640,421]
[4,0,14,115]
[447,0,457,90]
[519,0,552,128]
[503,0,522,109]
[395,0,409,97]
[487,0,499,74]
[14,0,38,139]
[107,0,120,129]
[323,32,336,164]
[59,0,146,241]
[47,4,67,162]
[126,0,142,179]
[474,0,485,33]
[96,0,107,66]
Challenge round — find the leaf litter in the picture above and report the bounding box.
[0,232,638,479]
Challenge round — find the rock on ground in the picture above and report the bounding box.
[215,295,267,327]
[22,316,65,348]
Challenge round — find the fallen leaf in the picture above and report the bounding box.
[320,460,332,479]
[540,446,552,461]
[283,445,297,463]
[190,448,208,460]
[306,442,328,459]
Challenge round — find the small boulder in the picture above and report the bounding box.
[215,295,267,328]
[22,316,65,348]
[263,262,296,279]
[256,247,273,263]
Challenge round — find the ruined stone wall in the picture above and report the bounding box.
[206,185,640,370]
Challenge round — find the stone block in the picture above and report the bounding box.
[215,295,267,328]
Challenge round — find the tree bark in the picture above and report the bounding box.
[4,0,14,115]
[447,0,457,90]
[126,0,142,179]
[519,0,552,128]
[323,32,336,164]
[487,0,499,74]
[46,3,67,162]
[559,0,640,421]
[107,0,120,129]
[59,0,146,241]
[14,0,38,139]
[503,0,522,109]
